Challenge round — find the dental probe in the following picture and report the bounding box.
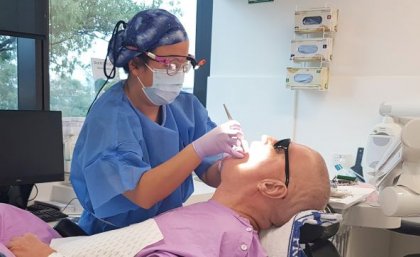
[222,104,248,153]
[223,104,233,120]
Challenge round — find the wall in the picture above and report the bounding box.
[207,0,420,176]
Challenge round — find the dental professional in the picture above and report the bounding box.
[70,9,246,235]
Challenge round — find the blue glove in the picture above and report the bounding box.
[192,120,246,159]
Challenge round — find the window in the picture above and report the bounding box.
[0,35,18,110]
[0,0,49,111]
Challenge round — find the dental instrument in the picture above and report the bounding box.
[223,104,233,120]
[222,104,249,153]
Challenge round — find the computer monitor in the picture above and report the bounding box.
[0,110,64,208]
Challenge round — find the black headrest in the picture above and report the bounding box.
[300,222,340,244]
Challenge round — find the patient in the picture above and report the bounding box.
[2,136,330,257]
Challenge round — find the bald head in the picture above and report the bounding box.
[212,136,331,229]
[288,144,330,209]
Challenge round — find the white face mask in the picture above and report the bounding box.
[137,64,184,106]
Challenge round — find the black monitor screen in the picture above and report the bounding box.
[0,110,64,186]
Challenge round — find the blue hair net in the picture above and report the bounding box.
[107,9,188,68]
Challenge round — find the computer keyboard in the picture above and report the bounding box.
[27,202,68,222]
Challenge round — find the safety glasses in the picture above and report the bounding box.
[145,52,206,76]
[273,138,291,187]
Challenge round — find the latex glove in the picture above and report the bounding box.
[192,120,246,159]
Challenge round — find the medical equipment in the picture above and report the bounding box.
[287,7,337,92]
[260,210,342,257]
[295,7,339,33]
[286,67,329,90]
[223,104,233,120]
[366,102,420,216]
[223,104,248,153]
[291,38,334,61]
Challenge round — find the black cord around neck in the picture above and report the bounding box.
[86,20,127,115]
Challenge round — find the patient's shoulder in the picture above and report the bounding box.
[0,203,60,244]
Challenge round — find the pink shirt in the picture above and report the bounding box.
[0,203,61,257]
[136,200,268,257]
[0,201,267,257]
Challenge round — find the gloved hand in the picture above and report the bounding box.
[192,120,246,159]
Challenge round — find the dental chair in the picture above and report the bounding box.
[55,215,342,257]
[260,209,342,257]
[300,222,341,257]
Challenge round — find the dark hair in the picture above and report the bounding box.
[123,54,149,73]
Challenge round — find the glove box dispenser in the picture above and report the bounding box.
[286,67,329,90]
[295,8,338,33]
[290,38,333,61]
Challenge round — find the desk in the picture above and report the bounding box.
[34,183,83,214]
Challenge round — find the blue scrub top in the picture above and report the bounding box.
[70,81,218,235]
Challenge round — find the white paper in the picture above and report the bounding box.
[329,185,376,210]
[50,219,163,257]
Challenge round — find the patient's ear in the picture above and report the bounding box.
[257,179,287,199]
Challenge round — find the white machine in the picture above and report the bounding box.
[365,102,420,217]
